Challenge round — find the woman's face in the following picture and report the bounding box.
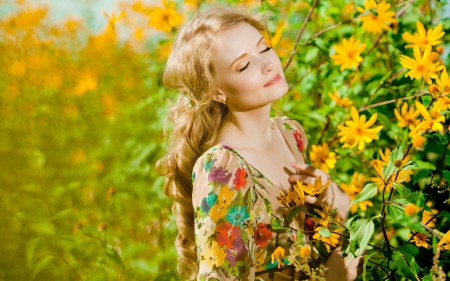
[211,22,288,112]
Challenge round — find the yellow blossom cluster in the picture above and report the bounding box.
[370,148,413,192]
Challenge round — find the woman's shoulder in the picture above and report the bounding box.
[275,116,305,131]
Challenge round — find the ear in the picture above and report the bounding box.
[212,90,227,103]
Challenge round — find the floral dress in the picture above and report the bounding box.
[192,117,321,281]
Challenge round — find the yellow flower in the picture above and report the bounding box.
[437,230,450,251]
[351,200,373,213]
[149,1,183,32]
[310,207,332,228]
[278,182,305,207]
[404,204,417,216]
[310,143,337,173]
[435,96,450,113]
[209,186,235,221]
[399,45,445,84]
[328,88,353,108]
[412,135,426,150]
[200,240,227,269]
[102,10,125,31]
[271,246,285,268]
[428,84,440,98]
[370,148,413,192]
[330,37,367,72]
[303,176,330,196]
[293,180,306,206]
[410,101,445,135]
[409,232,431,249]
[394,102,420,130]
[435,68,450,95]
[402,21,445,50]
[300,245,311,257]
[422,201,439,228]
[357,0,397,34]
[72,72,98,96]
[313,226,341,252]
[337,106,383,151]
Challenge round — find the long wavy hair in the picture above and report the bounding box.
[156,4,270,280]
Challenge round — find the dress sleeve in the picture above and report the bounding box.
[281,116,309,150]
[192,146,260,281]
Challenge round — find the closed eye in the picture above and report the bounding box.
[238,46,273,73]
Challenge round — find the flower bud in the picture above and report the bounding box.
[394,160,402,167]
[428,85,440,98]
[98,222,107,231]
[404,204,417,216]
[429,52,439,62]
[300,245,311,257]
[436,46,444,54]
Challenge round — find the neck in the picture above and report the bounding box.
[227,103,275,147]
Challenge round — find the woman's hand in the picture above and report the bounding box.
[323,247,364,281]
[288,162,351,224]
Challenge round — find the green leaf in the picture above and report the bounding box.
[305,47,319,63]
[106,245,125,270]
[348,219,375,258]
[313,37,327,51]
[443,170,450,182]
[348,183,377,211]
[389,252,418,279]
[287,205,306,223]
[437,210,450,221]
[413,170,431,184]
[427,132,447,144]
[30,255,54,281]
[393,182,409,197]
[421,95,432,107]
[414,160,436,170]
[382,144,406,180]
[270,217,287,232]
[264,198,272,217]
[402,160,418,171]
[362,252,378,281]
[26,237,41,268]
[30,222,55,237]
[398,243,420,259]
[318,228,331,238]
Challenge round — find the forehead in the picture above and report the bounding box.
[212,22,263,64]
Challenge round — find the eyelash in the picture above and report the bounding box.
[238,46,272,73]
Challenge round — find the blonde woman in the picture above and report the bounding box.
[157,4,364,281]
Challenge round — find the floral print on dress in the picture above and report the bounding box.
[192,118,316,281]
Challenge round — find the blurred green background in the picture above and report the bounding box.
[1,0,450,280]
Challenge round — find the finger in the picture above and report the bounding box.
[291,162,330,180]
[288,175,317,184]
[304,196,320,206]
[356,265,363,276]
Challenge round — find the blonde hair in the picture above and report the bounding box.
[156,3,270,280]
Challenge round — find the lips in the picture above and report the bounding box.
[264,73,281,87]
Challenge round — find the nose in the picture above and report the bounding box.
[262,57,274,74]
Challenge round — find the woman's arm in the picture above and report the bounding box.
[192,147,259,281]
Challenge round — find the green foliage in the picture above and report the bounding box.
[1,0,450,280]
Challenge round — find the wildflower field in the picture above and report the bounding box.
[1,0,450,280]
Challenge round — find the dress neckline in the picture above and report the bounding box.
[208,117,303,191]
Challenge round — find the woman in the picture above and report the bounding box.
[157,4,364,281]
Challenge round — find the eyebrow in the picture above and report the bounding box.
[229,36,265,70]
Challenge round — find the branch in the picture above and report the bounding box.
[283,0,320,71]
